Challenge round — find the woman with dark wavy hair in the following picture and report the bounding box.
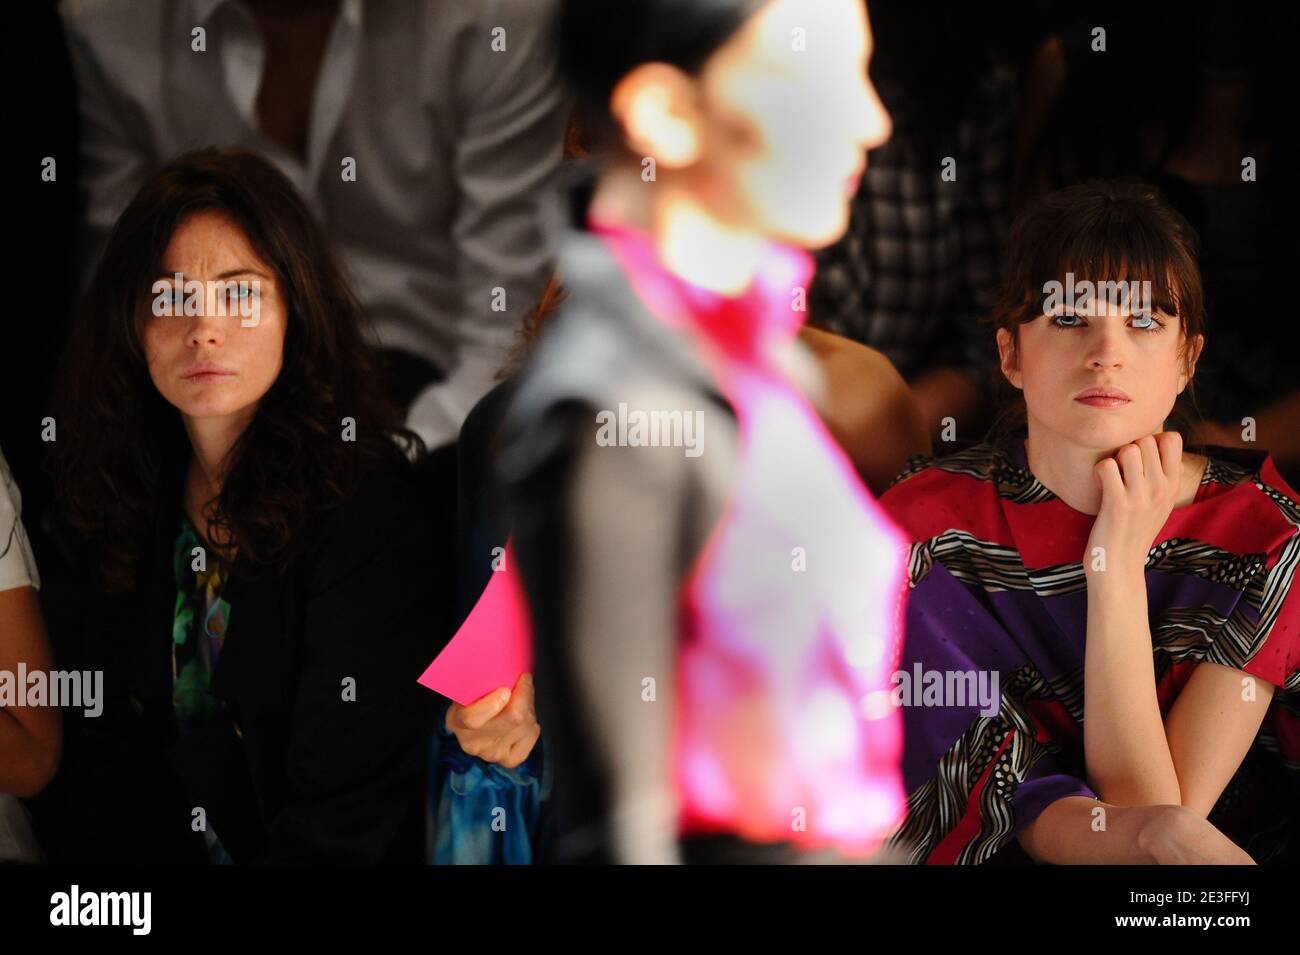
[37,148,445,863]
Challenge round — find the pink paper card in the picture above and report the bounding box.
[417,550,533,706]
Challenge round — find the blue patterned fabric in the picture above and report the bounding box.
[429,703,549,865]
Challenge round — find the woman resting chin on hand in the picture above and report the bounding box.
[880,181,1298,865]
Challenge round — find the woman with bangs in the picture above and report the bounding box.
[880,179,1300,864]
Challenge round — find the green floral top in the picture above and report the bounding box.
[171,518,232,727]
[171,518,235,863]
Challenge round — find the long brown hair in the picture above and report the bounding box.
[52,148,422,591]
[985,178,1207,447]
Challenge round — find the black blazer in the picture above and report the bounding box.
[33,451,448,864]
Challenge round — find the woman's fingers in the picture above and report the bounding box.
[470,721,540,768]
[506,672,535,724]
[495,721,543,769]
[1106,434,1183,500]
[504,724,542,768]
[1091,434,1188,569]
[454,686,512,730]
[446,674,541,767]
[1116,442,1144,489]
[1096,455,1125,503]
[1137,434,1164,494]
[1154,430,1183,483]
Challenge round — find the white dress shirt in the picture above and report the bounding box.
[61,0,568,448]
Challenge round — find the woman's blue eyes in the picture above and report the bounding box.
[160,286,259,300]
[1050,313,1163,332]
[152,284,260,311]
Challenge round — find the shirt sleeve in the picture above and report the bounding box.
[1010,755,1098,841]
[404,0,568,449]
[0,447,40,592]
[1239,479,1300,693]
[61,13,155,291]
[508,398,700,864]
[564,432,691,864]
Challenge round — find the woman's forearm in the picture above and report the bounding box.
[0,716,59,797]
[1020,796,1255,865]
[1018,796,1156,863]
[1083,568,1181,805]
[0,585,62,797]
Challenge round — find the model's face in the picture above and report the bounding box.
[141,210,286,425]
[692,0,891,248]
[998,288,1201,452]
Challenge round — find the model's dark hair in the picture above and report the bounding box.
[985,178,1206,447]
[556,0,773,153]
[51,148,421,592]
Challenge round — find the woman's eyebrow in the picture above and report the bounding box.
[152,268,272,281]
[212,268,272,281]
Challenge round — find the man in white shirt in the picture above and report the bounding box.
[62,0,568,449]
